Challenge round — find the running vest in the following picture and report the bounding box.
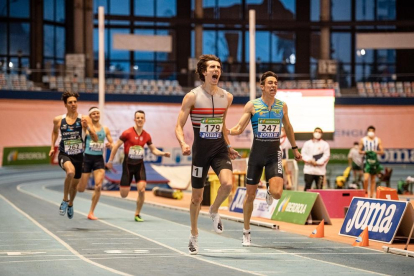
[59,114,85,155]
[190,86,229,139]
[362,137,379,152]
[251,98,284,140]
[84,126,106,155]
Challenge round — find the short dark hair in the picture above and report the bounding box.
[61,91,79,104]
[354,141,359,146]
[314,127,323,133]
[196,54,222,82]
[89,106,98,111]
[367,125,375,131]
[260,71,278,85]
[134,110,145,118]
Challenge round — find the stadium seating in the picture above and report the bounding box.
[0,73,41,91]
[357,81,413,97]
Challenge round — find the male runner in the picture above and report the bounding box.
[175,54,239,255]
[359,126,384,197]
[107,110,170,222]
[49,91,97,219]
[77,107,113,220]
[228,71,301,246]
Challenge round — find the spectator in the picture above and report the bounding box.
[301,127,330,191]
[348,141,364,187]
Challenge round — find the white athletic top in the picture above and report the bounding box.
[301,139,330,175]
[348,147,363,167]
[362,136,379,152]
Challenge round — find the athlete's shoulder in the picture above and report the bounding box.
[53,115,63,122]
[274,98,285,106]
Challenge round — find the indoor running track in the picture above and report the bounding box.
[0,165,412,276]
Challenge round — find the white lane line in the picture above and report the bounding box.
[0,194,132,276]
[0,259,80,264]
[91,243,135,245]
[19,184,266,276]
[0,239,51,241]
[27,183,387,276]
[0,244,38,247]
[68,238,139,240]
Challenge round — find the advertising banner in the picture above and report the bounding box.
[339,197,414,243]
[3,146,51,166]
[229,187,279,219]
[271,190,332,225]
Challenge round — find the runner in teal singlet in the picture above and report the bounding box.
[78,107,113,220]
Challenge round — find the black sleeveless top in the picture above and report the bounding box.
[58,114,85,155]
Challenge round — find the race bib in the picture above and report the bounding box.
[200,118,223,139]
[64,139,83,155]
[89,141,104,152]
[258,119,281,138]
[128,145,144,160]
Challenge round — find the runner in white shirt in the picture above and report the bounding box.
[280,127,293,189]
[301,127,330,191]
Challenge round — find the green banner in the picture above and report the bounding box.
[3,146,51,166]
[328,148,349,164]
[271,190,318,225]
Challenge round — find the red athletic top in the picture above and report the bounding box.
[119,127,152,155]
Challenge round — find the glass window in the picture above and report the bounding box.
[356,48,374,63]
[135,0,154,16]
[271,32,295,63]
[134,29,155,61]
[218,0,241,20]
[0,0,6,16]
[94,0,108,14]
[44,25,55,57]
[377,49,395,64]
[93,28,109,59]
[331,33,351,63]
[273,0,296,20]
[155,29,175,61]
[356,0,375,21]
[331,0,351,21]
[203,30,217,56]
[134,62,154,78]
[203,0,216,19]
[0,23,6,55]
[377,0,396,20]
[56,26,65,58]
[10,0,29,18]
[10,23,30,55]
[246,31,270,62]
[310,0,319,21]
[246,0,268,20]
[157,0,176,17]
[44,0,54,21]
[56,0,65,22]
[218,30,242,63]
[110,0,130,15]
[110,29,130,60]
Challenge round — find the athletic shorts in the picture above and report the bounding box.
[191,137,233,189]
[120,158,146,187]
[246,139,283,185]
[352,161,362,171]
[58,151,84,179]
[82,154,105,173]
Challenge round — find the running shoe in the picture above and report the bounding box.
[134,215,144,222]
[188,234,199,255]
[242,229,251,246]
[67,205,74,219]
[59,200,68,216]
[266,189,274,206]
[209,207,223,234]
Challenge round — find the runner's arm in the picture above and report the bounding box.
[82,116,98,142]
[175,92,195,156]
[148,144,171,157]
[223,93,240,159]
[104,126,114,149]
[282,103,301,161]
[228,101,253,136]
[377,138,384,155]
[106,139,124,169]
[49,116,61,156]
[359,138,365,155]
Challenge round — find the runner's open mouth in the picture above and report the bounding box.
[212,74,218,80]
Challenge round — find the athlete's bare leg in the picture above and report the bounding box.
[88,169,104,219]
[69,178,80,206]
[190,188,204,236]
[363,172,370,196]
[77,172,91,192]
[135,181,146,216]
[243,184,258,230]
[268,176,283,200]
[63,162,76,202]
[369,174,377,198]
[210,169,233,213]
[120,186,130,198]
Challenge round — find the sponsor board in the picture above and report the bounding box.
[339,197,414,244]
[229,187,279,219]
[3,146,51,166]
[271,190,331,225]
[160,147,192,165]
[378,149,414,164]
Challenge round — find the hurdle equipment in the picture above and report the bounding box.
[376,186,399,200]
[353,227,369,247]
[153,187,183,200]
[309,219,325,238]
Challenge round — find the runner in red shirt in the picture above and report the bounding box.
[107,110,170,222]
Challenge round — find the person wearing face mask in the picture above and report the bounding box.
[348,141,364,187]
[301,127,330,191]
[359,126,384,197]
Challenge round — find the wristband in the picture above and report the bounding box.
[87,126,91,132]
[229,129,232,135]
[108,160,113,163]
[227,144,232,149]
[292,146,298,150]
